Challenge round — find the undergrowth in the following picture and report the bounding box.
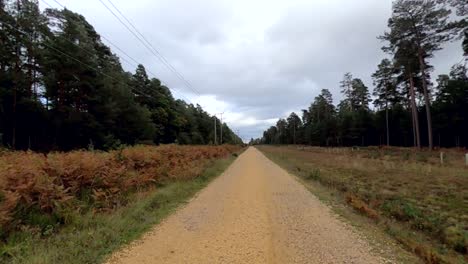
[0,145,241,263]
[259,145,467,264]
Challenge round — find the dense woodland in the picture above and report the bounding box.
[257,0,468,149]
[0,0,241,151]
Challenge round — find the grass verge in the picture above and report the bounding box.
[257,145,467,264]
[0,153,239,264]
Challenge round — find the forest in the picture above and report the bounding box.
[0,0,242,151]
[257,0,468,149]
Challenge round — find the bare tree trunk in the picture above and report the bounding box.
[411,111,416,147]
[12,88,16,149]
[385,95,390,146]
[409,74,421,148]
[386,107,390,146]
[418,48,433,149]
[12,0,22,149]
[293,120,296,145]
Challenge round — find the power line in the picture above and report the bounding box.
[98,35,186,97]
[42,0,235,129]
[41,0,136,68]
[96,0,201,96]
[2,20,160,101]
[100,35,140,65]
[13,0,239,141]
[41,0,139,67]
[39,0,194,104]
[104,0,200,95]
[51,0,64,8]
[39,0,54,8]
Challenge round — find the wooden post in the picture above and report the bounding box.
[440,152,444,165]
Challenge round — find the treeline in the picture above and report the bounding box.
[0,0,241,151]
[256,0,468,148]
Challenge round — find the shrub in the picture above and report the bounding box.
[306,169,321,181]
[345,194,379,220]
[0,145,241,238]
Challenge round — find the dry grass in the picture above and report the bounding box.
[0,150,240,264]
[259,145,467,264]
[0,145,241,238]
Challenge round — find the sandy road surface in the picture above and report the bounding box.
[107,147,386,264]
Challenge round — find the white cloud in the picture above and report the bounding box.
[42,0,465,141]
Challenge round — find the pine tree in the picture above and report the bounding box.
[383,0,457,148]
[372,59,400,145]
[351,78,371,110]
[438,0,468,55]
[339,73,353,111]
[0,2,241,150]
[394,40,422,148]
[286,112,302,145]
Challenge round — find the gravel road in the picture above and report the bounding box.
[106,147,386,263]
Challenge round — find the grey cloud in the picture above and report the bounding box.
[49,0,465,141]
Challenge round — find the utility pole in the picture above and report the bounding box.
[219,112,224,145]
[213,117,217,145]
[214,112,224,145]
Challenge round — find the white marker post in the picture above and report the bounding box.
[465,153,468,167]
[440,152,444,165]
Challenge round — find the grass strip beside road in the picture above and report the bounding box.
[1,152,240,264]
[257,145,467,264]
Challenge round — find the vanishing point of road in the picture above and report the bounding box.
[107,147,387,264]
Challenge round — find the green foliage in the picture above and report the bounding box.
[261,78,378,147]
[0,1,241,151]
[382,199,422,222]
[0,153,238,263]
[372,59,401,110]
[438,0,468,55]
[258,0,467,149]
[260,146,468,262]
[307,169,321,181]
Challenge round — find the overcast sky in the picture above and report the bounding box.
[42,0,464,142]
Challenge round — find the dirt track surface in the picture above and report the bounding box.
[107,147,385,264]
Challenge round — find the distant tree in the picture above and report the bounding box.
[0,0,50,149]
[0,2,241,150]
[382,0,457,148]
[259,1,467,149]
[302,89,336,146]
[351,78,371,110]
[275,119,287,144]
[40,8,156,149]
[393,40,422,148]
[372,59,399,145]
[336,100,353,146]
[433,63,468,147]
[339,73,353,111]
[286,112,302,144]
[262,126,278,144]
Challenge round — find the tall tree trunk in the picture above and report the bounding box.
[12,83,16,149]
[411,108,416,147]
[12,0,21,149]
[385,104,390,146]
[384,82,390,146]
[293,120,296,145]
[417,48,433,149]
[409,73,421,148]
